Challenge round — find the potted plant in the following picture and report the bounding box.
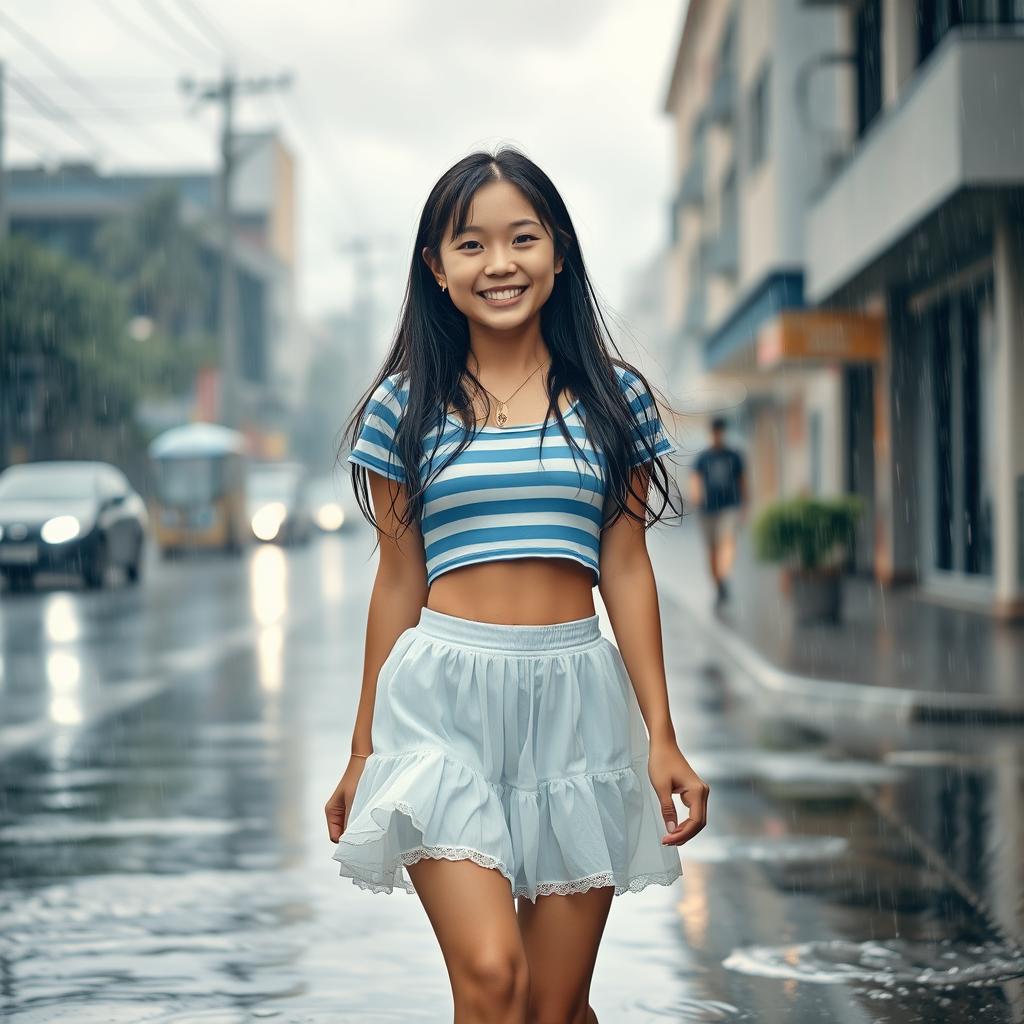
[751,495,863,624]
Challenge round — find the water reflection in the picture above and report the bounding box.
[45,650,82,726]
[43,594,81,644]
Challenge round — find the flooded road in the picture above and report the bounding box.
[0,523,1021,1022]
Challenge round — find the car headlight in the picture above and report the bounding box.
[251,502,287,541]
[41,515,82,544]
[314,502,345,531]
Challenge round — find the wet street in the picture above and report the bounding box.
[1,521,1022,1023]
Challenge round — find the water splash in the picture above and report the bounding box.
[723,938,1024,988]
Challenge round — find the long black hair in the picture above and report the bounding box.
[339,144,683,541]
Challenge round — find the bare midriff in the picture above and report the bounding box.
[425,556,597,626]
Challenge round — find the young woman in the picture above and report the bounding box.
[325,146,710,1024]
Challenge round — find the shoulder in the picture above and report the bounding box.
[368,372,409,414]
[612,361,644,395]
[611,362,658,415]
[611,362,669,428]
[361,372,410,435]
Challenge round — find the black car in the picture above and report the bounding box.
[0,461,148,591]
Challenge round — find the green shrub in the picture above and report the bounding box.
[752,495,863,571]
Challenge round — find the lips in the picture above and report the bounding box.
[477,285,530,304]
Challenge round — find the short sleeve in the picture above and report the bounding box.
[616,366,677,467]
[347,374,407,482]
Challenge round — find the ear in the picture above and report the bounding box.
[421,246,443,283]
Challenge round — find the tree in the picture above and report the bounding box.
[93,186,218,395]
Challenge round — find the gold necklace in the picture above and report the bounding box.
[465,358,549,428]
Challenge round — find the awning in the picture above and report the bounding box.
[757,310,886,369]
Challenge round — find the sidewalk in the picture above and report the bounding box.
[649,520,1024,727]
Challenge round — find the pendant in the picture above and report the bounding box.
[496,402,509,427]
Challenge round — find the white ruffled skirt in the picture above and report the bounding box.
[331,606,683,903]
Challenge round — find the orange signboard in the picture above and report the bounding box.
[757,311,886,369]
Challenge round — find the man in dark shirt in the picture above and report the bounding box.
[690,417,746,607]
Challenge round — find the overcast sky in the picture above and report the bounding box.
[3,1,687,332]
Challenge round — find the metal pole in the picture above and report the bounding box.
[0,61,8,241]
[218,70,239,429]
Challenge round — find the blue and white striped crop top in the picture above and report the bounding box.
[347,364,676,587]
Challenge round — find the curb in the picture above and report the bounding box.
[653,534,1024,728]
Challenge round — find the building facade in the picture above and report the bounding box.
[7,130,307,449]
[663,0,1024,618]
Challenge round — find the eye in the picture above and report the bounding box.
[456,234,539,251]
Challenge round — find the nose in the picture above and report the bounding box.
[485,246,518,276]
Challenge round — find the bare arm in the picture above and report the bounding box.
[598,464,709,847]
[598,465,675,744]
[328,469,427,843]
[349,470,429,756]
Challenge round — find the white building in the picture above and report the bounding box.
[662,0,1024,619]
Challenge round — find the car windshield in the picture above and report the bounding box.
[156,458,221,505]
[0,468,97,500]
[247,471,297,501]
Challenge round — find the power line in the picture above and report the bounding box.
[170,0,234,58]
[0,11,183,159]
[91,0,209,70]
[5,72,117,162]
[6,123,57,162]
[135,0,224,64]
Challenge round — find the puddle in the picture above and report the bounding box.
[629,996,748,1020]
[692,749,902,788]
[883,749,998,768]
[681,834,849,864]
[723,937,1024,988]
[0,817,268,843]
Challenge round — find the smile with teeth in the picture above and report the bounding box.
[479,285,528,303]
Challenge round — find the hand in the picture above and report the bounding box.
[648,738,709,847]
[324,755,370,843]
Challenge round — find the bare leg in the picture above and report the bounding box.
[717,525,737,579]
[702,517,721,584]
[406,856,530,1024]
[516,885,614,1024]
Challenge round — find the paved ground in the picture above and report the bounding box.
[653,516,1024,709]
[0,522,1021,1022]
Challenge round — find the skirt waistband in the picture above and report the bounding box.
[416,606,602,652]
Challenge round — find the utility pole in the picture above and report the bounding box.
[182,68,290,429]
[0,61,8,241]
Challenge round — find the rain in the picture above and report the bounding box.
[1,1,1023,1022]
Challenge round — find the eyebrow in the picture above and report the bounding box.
[454,218,543,237]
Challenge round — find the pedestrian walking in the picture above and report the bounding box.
[689,417,746,608]
[325,146,709,1024]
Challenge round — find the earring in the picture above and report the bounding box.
[440,282,447,292]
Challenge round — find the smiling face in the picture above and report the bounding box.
[423,179,564,330]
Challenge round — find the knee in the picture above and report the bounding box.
[456,946,530,1012]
